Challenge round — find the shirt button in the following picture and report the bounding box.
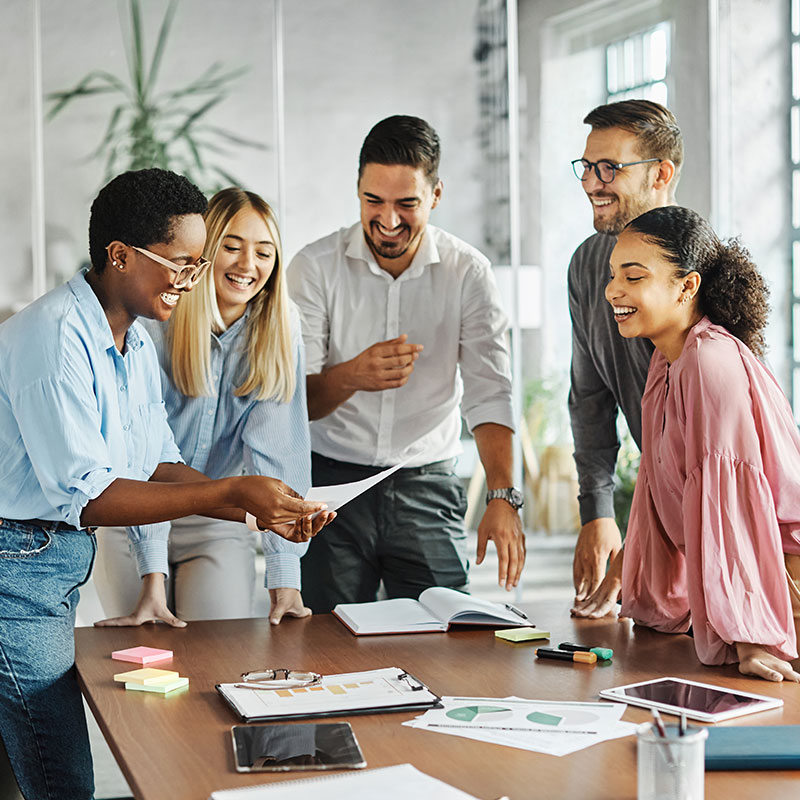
[122,424,130,431]
[120,385,127,392]
[207,409,213,416]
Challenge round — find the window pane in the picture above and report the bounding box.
[794,0,800,37]
[648,81,669,106]
[607,43,618,93]
[794,41,800,100]
[794,170,800,228]
[648,27,668,81]
[795,242,800,297]
[794,106,800,164]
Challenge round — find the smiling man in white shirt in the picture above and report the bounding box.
[288,115,526,612]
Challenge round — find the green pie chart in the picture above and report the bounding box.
[446,705,513,722]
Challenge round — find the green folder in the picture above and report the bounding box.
[705,725,800,770]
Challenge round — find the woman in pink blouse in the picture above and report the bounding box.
[605,205,800,682]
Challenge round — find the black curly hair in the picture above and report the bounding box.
[88,168,207,272]
[625,206,770,356]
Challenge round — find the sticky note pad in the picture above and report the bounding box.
[495,627,550,643]
[125,676,189,695]
[113,668,179,685]
[112,646,173,666]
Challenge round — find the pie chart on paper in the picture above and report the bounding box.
[446,705,514,723]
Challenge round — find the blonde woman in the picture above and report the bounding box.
[95,187,317,626]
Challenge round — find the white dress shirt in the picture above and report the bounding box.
[287,223,514,468]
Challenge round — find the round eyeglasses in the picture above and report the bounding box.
[571,157,660,185]
[120,244,211,289]
[237,669,323,690]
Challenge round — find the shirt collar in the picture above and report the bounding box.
[68,269,145,354]
[344,222,440,280]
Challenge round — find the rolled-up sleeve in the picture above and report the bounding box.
[11,368,118,529]
[458,263,514,433]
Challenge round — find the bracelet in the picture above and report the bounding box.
[245,512,268,533]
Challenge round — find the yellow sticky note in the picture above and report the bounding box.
[495,627,550,643]
[113,668,179,685]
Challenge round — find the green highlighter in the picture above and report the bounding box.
[559,641,613,661]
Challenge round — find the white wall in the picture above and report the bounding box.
[280,0,484,262]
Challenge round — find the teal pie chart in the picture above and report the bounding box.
[446,705,514,723]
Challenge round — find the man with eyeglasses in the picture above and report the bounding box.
[567,100,683,618]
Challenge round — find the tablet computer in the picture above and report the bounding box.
[231,722,366,772]
[598,677,783,723]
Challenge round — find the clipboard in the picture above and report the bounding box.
[216,667,441,723]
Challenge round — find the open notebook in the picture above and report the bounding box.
[332,586,529,635]
[208,763,480,799]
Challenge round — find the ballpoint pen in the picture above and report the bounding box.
[504,602,529,620]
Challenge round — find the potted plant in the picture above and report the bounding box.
[46,0,266,192]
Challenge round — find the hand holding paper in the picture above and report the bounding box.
[305,459,411,513]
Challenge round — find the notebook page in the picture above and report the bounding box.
[209,763,480,799]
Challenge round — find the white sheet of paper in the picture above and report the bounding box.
[305,459,411,512]
[403,696,636,757]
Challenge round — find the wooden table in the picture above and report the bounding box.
[75,602,800,799]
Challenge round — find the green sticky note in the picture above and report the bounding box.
[125,676,189,694]
[495,627,550,642]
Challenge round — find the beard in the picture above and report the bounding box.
[592,175,655,236]
[365,223,412,260]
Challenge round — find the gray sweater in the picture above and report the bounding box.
[567,233,654,524]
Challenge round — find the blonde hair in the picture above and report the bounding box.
[168,187,295,403]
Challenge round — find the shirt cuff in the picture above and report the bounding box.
[66,469,118,529]
[578,492,616,526]
[464,401,516,434]
[264,553,302,590]
[130,538,170,579]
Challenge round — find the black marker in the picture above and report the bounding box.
[535,647,596,664]
[558,641,613,661]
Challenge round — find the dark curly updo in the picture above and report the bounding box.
[624,206,770,357]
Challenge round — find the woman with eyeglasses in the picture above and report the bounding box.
[0,169,332,799]
[94,187,316,627]
[605,205,800,683]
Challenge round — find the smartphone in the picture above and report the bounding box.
[598,676,783,723]
[231,722,366,772]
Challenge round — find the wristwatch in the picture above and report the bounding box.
[485,487,524,510]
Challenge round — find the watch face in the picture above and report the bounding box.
[509,489,524,508]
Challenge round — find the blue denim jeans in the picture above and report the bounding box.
[0,520,96,799]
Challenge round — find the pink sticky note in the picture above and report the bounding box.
[111,646,173,666]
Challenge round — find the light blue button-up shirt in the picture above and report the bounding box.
[128,302,311,589]
[0,271,182,529]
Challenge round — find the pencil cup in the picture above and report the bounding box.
[636,722,707,800]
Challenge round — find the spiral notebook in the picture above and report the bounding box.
[208,763,480,799]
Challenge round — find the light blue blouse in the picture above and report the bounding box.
[128,302,311,589]
[0,271,182,529]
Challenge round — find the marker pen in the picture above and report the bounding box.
[558,641,613,661]
[535,647,597,664]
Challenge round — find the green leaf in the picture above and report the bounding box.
[129,0,145,101]
[146,0,179,97]
[180,132,205,171]
[87,104,126,157]
[173,94,224,138]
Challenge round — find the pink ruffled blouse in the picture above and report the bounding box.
[620,317,800,664]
